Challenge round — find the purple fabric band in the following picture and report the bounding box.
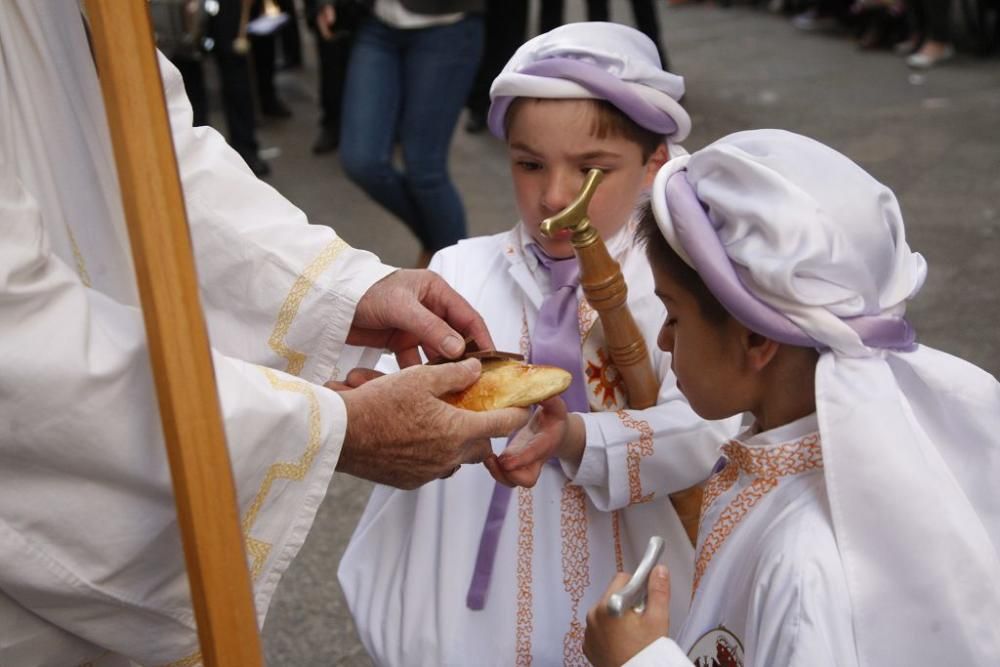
[466,481,513,609]
[467,247,592,610]
[664,172,918,351]
[488,57,679,139]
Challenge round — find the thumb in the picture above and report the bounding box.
[417,357,482,396]
[401,298,467,360]
[644,565,671,629]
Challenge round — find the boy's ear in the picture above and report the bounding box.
[743,330,780,373]
[643,143,670,188]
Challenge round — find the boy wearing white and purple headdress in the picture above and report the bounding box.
[338,22,740,666]
[583,129,1000,667]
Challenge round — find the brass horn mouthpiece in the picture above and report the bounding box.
[541,169,604,245]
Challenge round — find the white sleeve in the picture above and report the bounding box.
[559,351,739,511]
[159,53,394,385]
[623,638,693,667]
[0,152,346,665]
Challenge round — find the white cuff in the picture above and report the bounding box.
[623,637,692,667]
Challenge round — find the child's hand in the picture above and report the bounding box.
[583,565,671,667]
[486,397,570,487]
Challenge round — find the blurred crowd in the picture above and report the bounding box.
[766,0,996,68]
[152,0,998,265]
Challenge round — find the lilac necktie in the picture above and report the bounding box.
[527,247,590,413]
[466,247,590,610]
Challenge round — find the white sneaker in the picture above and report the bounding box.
[906,45,955,68]
[792,10,837,30]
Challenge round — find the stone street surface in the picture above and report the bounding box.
[247,2,1000,664]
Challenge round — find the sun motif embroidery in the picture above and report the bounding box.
[585,348,625,408]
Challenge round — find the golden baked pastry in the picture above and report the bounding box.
[444,359,572,411]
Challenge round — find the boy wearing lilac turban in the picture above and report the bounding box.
[584,129,1000,667]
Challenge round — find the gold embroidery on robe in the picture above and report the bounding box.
[269,238,349,376]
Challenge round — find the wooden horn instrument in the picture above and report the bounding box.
[542,169,703,545]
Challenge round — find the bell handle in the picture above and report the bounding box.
[540,169,604,238]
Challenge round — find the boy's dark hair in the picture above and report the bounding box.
[635,201,731,324]
[505,98,665,162]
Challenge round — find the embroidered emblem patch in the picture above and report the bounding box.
[688,626,745,667]
[585,347,626,409]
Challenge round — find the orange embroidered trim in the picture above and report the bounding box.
[516,486,535,666]
[612,510,624,573]
[616,410,655,505]
[692,436,823,595]
[700,463,739,526]
[578,298,598,341]
[560,483,591,666]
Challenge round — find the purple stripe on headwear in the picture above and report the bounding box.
[664,172,917,351]
[488,57,679,139]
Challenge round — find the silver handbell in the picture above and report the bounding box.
[606,536,665,617]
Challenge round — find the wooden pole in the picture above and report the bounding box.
[543,170,703,545]
[83,2,264,664]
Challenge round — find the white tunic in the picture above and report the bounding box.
[0,4,391,665]
[338,225,738,666]
[624,414,857,667]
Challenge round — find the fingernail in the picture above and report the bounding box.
[442,335,464,358]
[654,565,669,579]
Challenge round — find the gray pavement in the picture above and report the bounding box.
[247,2,1000,664]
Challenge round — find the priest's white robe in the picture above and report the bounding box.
[0,4,392,665]
[624,414,857,667]
[338,225,739,666]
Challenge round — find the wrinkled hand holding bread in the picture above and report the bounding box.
[443,359,572,411]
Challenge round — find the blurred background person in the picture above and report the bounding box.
[248,0,297,118]
[584,0,671,69]
[156,0,272,177]
[305,0,368,153]
[900,0,956,66]
[464,0,527,134]
[337,0,485,268]
[537,0,671,69]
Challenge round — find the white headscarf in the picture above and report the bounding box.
[651,129,1000,666]
[488,21,691,144]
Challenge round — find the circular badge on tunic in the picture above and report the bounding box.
[687,626,745,667]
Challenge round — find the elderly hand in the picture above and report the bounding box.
[583,565,671,667]
[332,358,530,489]
[348,269,493,368]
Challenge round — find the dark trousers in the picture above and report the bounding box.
[175,0,259,159]
[538,0,670,70]
[305,0,365,134]
[314,31,354,133]
[910,0,952,41]
[539,0,564,32]
[467,0,528,118]
[248,0,303,111]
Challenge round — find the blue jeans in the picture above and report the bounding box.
[340,15,484,253]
